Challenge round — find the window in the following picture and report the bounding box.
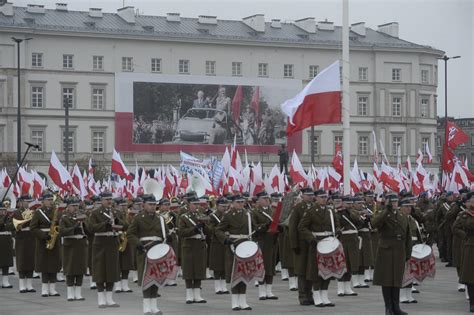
[358,136,369,155]
[392,68,401,81]
[421,70,429,84]
[92,131,105,153]
[32,53,43,68]
[392,97,401,116]
[31,86,44,108]
[310,134,319,155]
[62,130,75,153]
[258,63,268,77]
[62,87,75,108]
[205,60,216,76]
[358,67,368,81]
[63,54,73,69]
[420,98,429,117]
[421,137,430,154]
[31,130,44,152]
[232,62,242,76]
[392,136,402,155]
[309,65,319,79]
[437,136,441,148]
[122,57,133,72]
[334,135,343,147]
[357,96,368,116]
[92,87,105,109]
[150,58,161,73]
[93,56,104,71]
[284,64,294,78]
[179,59,190,74]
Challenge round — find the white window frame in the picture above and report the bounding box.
[420,98,429,117]
[32,52,43,68]
[392,136,402,155]
[358,67,368,81]
[392,97,402,116]
[309,65,319,79]
[93,55,104,71]
[63,54,74,69]
[91,129,106,153]
[392,68,401,82]
[232,62,242,76]
[421,136,430,154]
[61,86,76,108]
[30,128,45,152]
[357,95,368,116]
[358,135,369,156]
[122,57,133,72]
[91,85,106,110]
[421,69,429,84]
[284,64,294,78]
[258,63,268,77]
[179,59,190,74]
[205,60,216,76]
[31,85,44,108]
[61,128,76,153]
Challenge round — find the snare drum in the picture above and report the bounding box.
[142,244,177,289]
[231,241,265,288]
[409,244,436,283]
[316,237,347,280]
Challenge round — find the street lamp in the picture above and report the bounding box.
[11,37,33,165]
[438,55,460,170]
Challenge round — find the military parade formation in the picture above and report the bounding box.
[1,186,474,315]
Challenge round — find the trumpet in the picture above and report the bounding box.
[13,209,34,231]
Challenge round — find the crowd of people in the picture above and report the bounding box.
[0,187,473,314]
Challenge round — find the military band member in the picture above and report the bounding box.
[459,191,474,313]
[289,187,314,305]
[159,198,178,287]
[253,191,279,300]
[208,197,229,294]
[178,196,209,304]
[298,189,340,307]
[353,195,371,288]
[130,196,144,284]
[58,197,87,301]
[371,193,412,315]
[437,192,455,263]
[215,194,255,311]
[87,192,122,308]
[87,195,102,289]
[114,197,134,293]
[30,193,62,297]
[0,201,14,288]
[453,193,469,295]
[128,194,169,315]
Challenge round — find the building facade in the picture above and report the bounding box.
[0,3,444,173]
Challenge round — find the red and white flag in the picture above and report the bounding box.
[447,121,470,150]
[282,60,341,136]
[48,150,72,191]
[425,143,432,164]
[290,151,309,185]
[112,149,132,180]
[72,164,88,199]
[416,149,424,165]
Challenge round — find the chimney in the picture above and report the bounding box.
[55,3,67,11]
[26,4,45,14]
[270,19,281,28]
[294,17,316,33]
[242,14,265,32]
[317,20,334,31]
[117,6,135,24]
[377,22,399,38]
[0,2,14,17]
[351,22,366,36]
[198,15,217,25]
[166,12,181,22]
[89,8,103,18]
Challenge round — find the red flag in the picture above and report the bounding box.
[250,87,260,127]
[231,86,243,124]
[447,121,470,149]
[442,145,457,173]
[332,143,343,175]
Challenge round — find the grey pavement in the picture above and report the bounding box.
[0,257,470,315]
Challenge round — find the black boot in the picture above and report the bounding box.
[467,284,474,313]
[391,287,408,315]
[382,287,394,315]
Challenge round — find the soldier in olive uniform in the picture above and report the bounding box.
[356,195,374,284]
[157,198,178,287]
[178,196,209,304]
[12,195,36,293]
[0,201,14,288]
[253,191,280,300]
[127,194,170,315]
[371,193,412,315]
[419,192,437,246]
[453,192,470,295]
[459,191,474,313]
[289,187,314,305]
[58,197,87,301]
[208,197,229,294]
[30,193,62,297]
[436,192,454,262]
[298,190,340,307]
[130,196,144,284]
[86,195,102,289]
[280,189,299,291]
[113,198,134,293]
[443,192,463,267]
[216,194,256,311]
[87,192,123,308]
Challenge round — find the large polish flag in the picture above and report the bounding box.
[112,149,132,180]
[281,60,341,136]
[48,150,72,191]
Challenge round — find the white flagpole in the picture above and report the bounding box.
[342,0,351,195]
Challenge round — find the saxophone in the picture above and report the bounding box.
[46,208,59,250]
[118,212,128,252]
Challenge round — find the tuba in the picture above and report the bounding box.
[46,208,60,250]
[142,178,164,201]
[118,231,128,252]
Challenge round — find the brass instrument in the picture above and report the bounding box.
[46,208,60,250]
[13,209,34,231]
[118,211,129,253]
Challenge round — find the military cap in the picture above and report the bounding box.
[91,195,101,203]
[231,194,245,202]
[314,189,328,197]
[19,195,33,201]
[256,191,269,198]
[465,191,474,201]
[271,192,282,199]
[132,197,144,204]
[386,193,399,201]
[300,187,313,195]
[459,188,469,195]
[331,193,342,201]
[99,192,113,199]
[142,194,157,203]
[216,197,230,205]
[66,197,81,206]
[41,192,54,200]
[158,198,170,206]
[342,196,353,204]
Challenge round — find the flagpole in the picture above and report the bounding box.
[342,0,351,195]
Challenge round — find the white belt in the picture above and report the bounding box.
[312,231,333,237]
[359,228,370,232]
[95,232,117,237]
[169,228,177,233]
[341,230,358,235]
[19,227,30,231]
[0,231,12,235]
[40,228,50,232]
[139,236,162,242]
[412,237,418,241]
[186,234,203,240]
[229,234,249,239]
[63,235,84,240]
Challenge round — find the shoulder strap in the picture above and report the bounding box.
[37,209,51,224]
[159,216,166,242]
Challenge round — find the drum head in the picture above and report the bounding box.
[317,237,340,254]
[412,244,431,259]
[235,241,258,259]
[147,243,170,260]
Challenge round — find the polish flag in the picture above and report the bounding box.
[412,172,423,196]
[380,162,400,193]
[453,162,470,188]
[425,143,433,164]
[461,158,474,182]
[290,151,309,185]
[48,150,72,191]
[112,149,132,180]
[405,156,412,174]
[32,171,45,199]
[282,60,341,136]
[416,149,424,165]
[350,159,362,194]
[88,158,94,178]
[72,164,88,199]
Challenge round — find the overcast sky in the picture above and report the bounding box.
[12,0,474,118]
